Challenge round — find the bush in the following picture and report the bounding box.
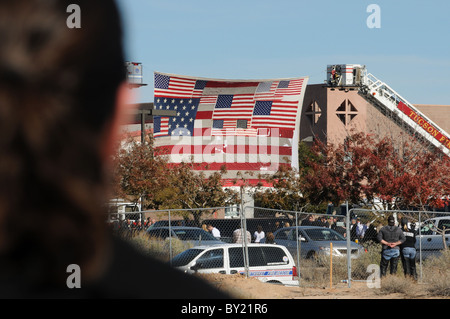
[297,253,351,286]
[297,258,329,286]
[424,272,450,296]
[351,242,384,279]
[378,275,416,295]
[422,249,450,270]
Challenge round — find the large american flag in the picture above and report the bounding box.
[153,72,309,186]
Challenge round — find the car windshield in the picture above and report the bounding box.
[173,229,218,241]
[171,249,204,267]
[304,228,345,241]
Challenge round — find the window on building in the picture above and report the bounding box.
[305,100,322,126]
[336,99,358,126]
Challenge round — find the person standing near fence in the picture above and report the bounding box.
[207,224,221,239]
[301,215,314,226]
[355,218,367,241]
[265,232,275,244]
[233,227,251,244]
[350,218,358,241]
[331,217,346,236]
[377,216,406,277]
[253,225,265,243]
[400,217,417,280]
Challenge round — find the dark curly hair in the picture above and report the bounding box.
[0,0,125,288]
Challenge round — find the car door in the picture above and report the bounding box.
[228,247,250,275]
[228,246,266,277]
[260,246,296,284]
[228,246,296,284]
[273,229,295,254]
[417,218,450,259]
[191,248,227,274]
[437,219,450,246]
[289,228,309,258]
[147,228,165,239]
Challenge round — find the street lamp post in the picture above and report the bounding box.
[126,104,177,144]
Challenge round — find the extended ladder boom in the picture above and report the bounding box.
[359,72,450,157]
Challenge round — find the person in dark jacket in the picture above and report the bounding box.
[400,217,417,280]
[301,215,315,226]
[377,216,406,277]
[350,218,358,242]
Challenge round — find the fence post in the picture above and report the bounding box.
[241,194,249,278]
[330,242,333,289]
[168,210,173,266]
[346,204,352,288]
[418,211,423,282]
[295,212,301,287]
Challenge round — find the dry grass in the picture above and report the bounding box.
[422,250,450,296]
[424,271,450,296]
[126,232,193,262]
[377,275,417,296]
[286,243,450,297]
[123,234,450,297]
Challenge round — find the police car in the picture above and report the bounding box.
[171,243,299,286]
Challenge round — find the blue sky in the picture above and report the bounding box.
[116,0,450,105]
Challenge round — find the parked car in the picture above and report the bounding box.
[416,216,450,259]
[146,226,224,247]
[146,219,196,230]
[171,243,299,286]
[262,226,364,259]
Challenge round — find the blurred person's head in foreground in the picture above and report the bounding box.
[0,0,129,290]
[0,0,231,300]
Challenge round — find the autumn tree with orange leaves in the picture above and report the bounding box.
[301,132,450,211]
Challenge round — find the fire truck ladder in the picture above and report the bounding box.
[359,72,450,157]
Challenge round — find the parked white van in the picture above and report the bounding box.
[171,243,299,286]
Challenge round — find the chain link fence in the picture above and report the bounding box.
[108,206,450,289]
[348,208,450,284]
[246,207,354,287]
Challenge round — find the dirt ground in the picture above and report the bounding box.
[198,273,449,299]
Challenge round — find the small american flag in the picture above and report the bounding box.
[153,72,309,185]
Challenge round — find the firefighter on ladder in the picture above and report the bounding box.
[330,66,341,86]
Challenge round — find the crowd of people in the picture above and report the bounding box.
[109,217,156,237]
[200,213,418,279]
[196,214,377,245]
